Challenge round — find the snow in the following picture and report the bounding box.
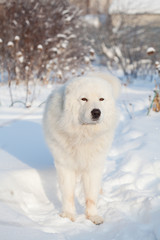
[7,41,14,48]
[57,34,67,39]
[110,0,160,14]
[14,36,20,42]
[147,47,156,55]
[0,76,160,239]
[83,15,100,28]
[25,66,30,72]
[37,44,43,51]
[50,47,58,53]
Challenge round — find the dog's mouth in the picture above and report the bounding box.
[81,120,100,125]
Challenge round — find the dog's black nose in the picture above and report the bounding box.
[91,109,101,120]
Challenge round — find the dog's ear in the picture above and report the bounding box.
[64,78,77,96]
[86,71,121,99]
[62,78,80,126]
[105,73,121,99]
[63,78,77,111]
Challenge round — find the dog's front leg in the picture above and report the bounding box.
[56,165,76,222]
[82,168,104,225]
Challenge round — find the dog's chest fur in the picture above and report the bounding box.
[59,126,114,171]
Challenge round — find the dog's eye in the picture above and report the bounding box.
[99,98,104,101]
[81,98,88,102]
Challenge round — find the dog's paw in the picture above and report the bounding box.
[60,212,75,222]
[87,215,104,225]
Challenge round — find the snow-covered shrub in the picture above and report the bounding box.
[0,0,90,85]
[83,11,157,83]
[102,42,154,83]
[99,18,156,83]
[0,0,93,107]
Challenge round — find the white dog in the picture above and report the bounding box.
[43,71,120,225]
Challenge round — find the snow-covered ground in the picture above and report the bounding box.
[0,78,160,240]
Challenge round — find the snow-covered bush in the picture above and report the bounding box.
[99,18,156,83]
[83,11,157,83]
[0,0,93,107]
[102,42,154,83]
[0,0,90,85]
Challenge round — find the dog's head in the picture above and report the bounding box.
[61,75,120,130]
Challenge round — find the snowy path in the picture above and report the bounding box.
[0,84,160,239]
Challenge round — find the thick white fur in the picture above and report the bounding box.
[43,72,120,225]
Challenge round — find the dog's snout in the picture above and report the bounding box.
[91,109,101,120]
